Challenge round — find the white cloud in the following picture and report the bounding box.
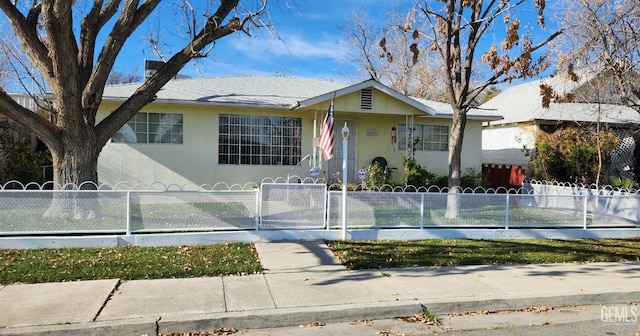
[232,32,345,60]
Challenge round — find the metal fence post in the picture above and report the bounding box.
[505,193,510,230]
[420,193,425,229]
[255,187,261,231]
[126,191,131,236]
[325,189,330,230]
[583,194,588,229]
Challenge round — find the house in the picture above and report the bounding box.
[97,76,501,186]
[480,68,640,187]
[0,93,46,152]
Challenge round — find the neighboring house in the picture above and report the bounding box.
[480,68,640,187]
[98,76,501,186]
[0,93,44,152]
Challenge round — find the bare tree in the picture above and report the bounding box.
[339,7,447,100]
[339,10,384,82]
[107,68,142,85]
[542,0,640,187]
[404,0,562,217]
[0,0,271,218]
[555,0,640,112]
[0,47,11,88]
[476,86,501,105]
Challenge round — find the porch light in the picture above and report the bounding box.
[341,123,350,140]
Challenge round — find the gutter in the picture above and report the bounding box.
[100,97,292,110]
[423,113,504,121]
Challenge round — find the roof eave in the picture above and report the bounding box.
[467,115,504,121]
[421,113,503,121]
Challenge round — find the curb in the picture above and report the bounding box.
[0,301,423,336]
[1,291,638,336]
[423,291,640,315]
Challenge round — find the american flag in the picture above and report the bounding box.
[318,100,334,161]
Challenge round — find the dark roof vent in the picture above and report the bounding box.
[360,88,373,110]
[144,59,165,79]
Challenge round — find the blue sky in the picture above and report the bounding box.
[110,0,559,84]
[1,0,559,87]
[112,0,407,83]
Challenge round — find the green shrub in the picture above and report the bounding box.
[525,126,620,184]
[461,167,485,188]
[609,176,634,189]
[0,125,50,184]
[402,155,439,188]
[365,162,386,189]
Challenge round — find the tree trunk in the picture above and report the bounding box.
[43,137,101,219]
[445,107,466,219]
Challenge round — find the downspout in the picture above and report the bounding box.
[313,109,318,169]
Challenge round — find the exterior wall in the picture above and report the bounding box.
[460,119,485,174]
[410,118,451,176]
[482,123,535,168]
[98,102,312,186]
[97,90,485,186]
[332,89,428,182]
[333,88,424,116]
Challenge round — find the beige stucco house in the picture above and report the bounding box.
[97,76,500,186]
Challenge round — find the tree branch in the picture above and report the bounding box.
[483,29,563,91]
[79,0,122,83]
[0,0,54,83]
[83,0,161,112]
[0,91,60,150]
[95,0,248,147]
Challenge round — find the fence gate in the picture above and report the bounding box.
[259,183,327,229]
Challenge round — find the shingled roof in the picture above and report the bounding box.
[102,76,502,120]
[102,76,346,108]
[479,78,640,126]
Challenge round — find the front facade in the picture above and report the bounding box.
[97,76,499,186]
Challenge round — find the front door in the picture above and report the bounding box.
[326,119,357,184]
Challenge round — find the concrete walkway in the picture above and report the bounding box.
[0,240,639,335]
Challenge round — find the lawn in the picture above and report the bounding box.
[0,243,261,285]
[325,238,640,270]
[2,238,639,285]
[326,203,598,228]
[0,200,256,234]
[130,201,255,231]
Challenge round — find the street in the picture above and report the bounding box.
[232,303,640,336]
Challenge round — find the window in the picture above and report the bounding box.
[218,114,301,165]
[112,112,183,144]
[398,124,449,151]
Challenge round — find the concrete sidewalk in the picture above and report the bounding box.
[0,240,639,335]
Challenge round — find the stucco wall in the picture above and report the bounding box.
[97,90,486,186]
[482,123,535,167]
[98,103,315,186]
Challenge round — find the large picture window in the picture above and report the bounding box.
[112,112,183,144]
[219,114,301,165]
[398,124,449,152]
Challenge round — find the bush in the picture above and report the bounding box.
[609,176,634,189]
[461,167,485,188]
[0,125,50,184]
[365,162,386,189]
[525,126,620,184]
[402,155,440,188]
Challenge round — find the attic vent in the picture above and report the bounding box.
[360,88,373,110]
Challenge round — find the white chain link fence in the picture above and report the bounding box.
[0,178,639,236]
